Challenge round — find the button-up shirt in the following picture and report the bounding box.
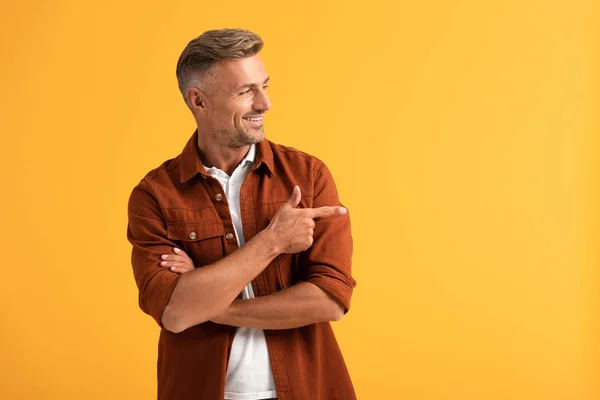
[126,130,357,400]
[203,144,277,399]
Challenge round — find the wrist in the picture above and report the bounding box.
[255,227,281,258]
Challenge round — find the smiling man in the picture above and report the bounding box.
[126,29,357,400]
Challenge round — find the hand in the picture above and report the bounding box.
[266,185,347,254]
[160,247,195,274]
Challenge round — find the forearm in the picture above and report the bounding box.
[211,282,344,330]
[162,229,279,333]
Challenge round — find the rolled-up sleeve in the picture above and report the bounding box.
[127,179,181,328]
[303,161,356,313]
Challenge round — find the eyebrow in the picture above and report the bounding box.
[236,76,270,91]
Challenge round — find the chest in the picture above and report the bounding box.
[158,172,315,294]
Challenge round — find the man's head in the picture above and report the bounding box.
[176,29,271,148]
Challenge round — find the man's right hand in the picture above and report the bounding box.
[265,185,347,254]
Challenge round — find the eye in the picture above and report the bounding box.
[240,89,252,95]
[262,85,269,90]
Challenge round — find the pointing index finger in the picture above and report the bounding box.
[304,206,347,219]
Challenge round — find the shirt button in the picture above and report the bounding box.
[189,231,197,240]
[225,233,234,240]
[215,193,223,201]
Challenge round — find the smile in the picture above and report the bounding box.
[243,116,263,122]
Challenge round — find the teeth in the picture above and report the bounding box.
[243,116,263,122]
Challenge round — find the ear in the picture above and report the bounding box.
[187,87,207,111]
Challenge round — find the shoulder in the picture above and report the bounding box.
[267,139,324,171]
[265,140,340,200]
[140,155,182,182]
[130,154,183,204]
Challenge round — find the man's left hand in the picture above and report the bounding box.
[160,247,195,274]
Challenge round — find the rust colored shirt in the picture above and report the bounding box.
[126,130,357,400]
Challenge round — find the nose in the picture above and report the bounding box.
[254,88,272,112]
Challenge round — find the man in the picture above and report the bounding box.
[127,28,357,400]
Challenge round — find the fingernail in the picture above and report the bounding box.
[174,248,180,253]
[161,255,167,260]
[170,267,175,271]
[161,261,167,266]
[339,207,347,214]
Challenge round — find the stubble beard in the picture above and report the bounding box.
[215,124,264,149]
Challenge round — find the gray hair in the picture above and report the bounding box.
[176,28,264,107]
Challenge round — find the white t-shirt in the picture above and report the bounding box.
[202,143,277,400]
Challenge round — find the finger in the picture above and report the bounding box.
[160,261,188,269]
[283,185,301,209]
[304,206,347,219]
[162,259,193,271]
[169,266,193,274]
[172,247,191,258]
[161,254,192,263]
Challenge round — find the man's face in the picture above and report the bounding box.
[202,54,271,148]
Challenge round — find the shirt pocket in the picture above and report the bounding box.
[166,220,225,267]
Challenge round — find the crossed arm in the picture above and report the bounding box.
[128,163,355,334]
[164,247,344,330]
[160,246,344,330]
[214,283,344,329]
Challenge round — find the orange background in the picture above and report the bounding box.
[0,0,598,399]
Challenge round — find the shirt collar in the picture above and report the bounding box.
[242,141,256,165]
[179,129,276,183]
[203,142,255,174]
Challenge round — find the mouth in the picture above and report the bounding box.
[242,115,264,124]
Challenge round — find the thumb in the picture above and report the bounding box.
[285,185,301,208]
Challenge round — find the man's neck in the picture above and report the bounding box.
[196,137,250,177]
